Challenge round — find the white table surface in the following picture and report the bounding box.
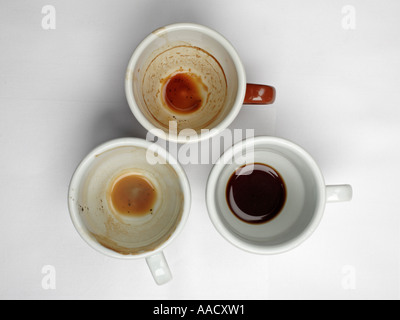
[1,0,399,300]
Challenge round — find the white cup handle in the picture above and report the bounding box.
[146,251,172,285]
[326,184,353,203]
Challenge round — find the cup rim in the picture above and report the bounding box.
[125,23,247,144]
[68,138,192,260]
[206,136,327,255]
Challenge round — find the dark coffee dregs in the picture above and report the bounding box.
[226,163,286,224]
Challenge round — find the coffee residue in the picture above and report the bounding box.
[110,173,157,217]
[162,72,205,114]
[226,163,286,224]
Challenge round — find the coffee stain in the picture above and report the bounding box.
[89,206,182,256]
[95,146,132,159]
[76,147,186,257]
[109,173,157,217]
[140,44,228,134]
[161,71,206,114]
[151,26,167,37]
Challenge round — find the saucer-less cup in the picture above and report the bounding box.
[68,138,191,285]
[125,23,275,144]
[206,136,353,255]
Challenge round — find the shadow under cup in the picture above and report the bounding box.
[126,24,246,142]
[207,137,327,255]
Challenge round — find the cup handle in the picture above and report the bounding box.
[146,251,172,286]
[244,84,276,105]
[326,185,353,203]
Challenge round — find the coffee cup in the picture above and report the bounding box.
[206,136,353,255]
[68,138,191,285]
[125,23,275,144]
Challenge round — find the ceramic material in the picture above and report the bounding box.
[206,136,352,255]
[125,23,275,143]
[68,138,191,285]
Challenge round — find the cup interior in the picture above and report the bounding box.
[69,139,190,258]
[126,23,246,142]
[207,137,326,254]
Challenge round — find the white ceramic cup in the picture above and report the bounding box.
[206,136,353,255]
[125,23,275,144]
[68,138,191,285]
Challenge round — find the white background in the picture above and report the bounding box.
[1,0,399,300]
